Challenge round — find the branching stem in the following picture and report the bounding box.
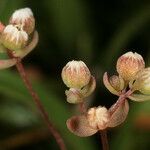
[109,89,133,116]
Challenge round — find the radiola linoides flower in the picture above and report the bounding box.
[1,24,28,51]
[130,67,150,94]
[9,8,35,34]
[62,60,91,89]
[87,106,110,130]
[0,8,38,70]
[116,51,145,81]
[66,100,129,137]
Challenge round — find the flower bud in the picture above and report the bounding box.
[87,106,109,130]
[1,25,28,51]
[103,72,122,96]
[109,75,124,92]
[9,8,35,34]
[131,67,150,94]
[116,51,145,81]
[65,88,83,104]
[61,60,91,89]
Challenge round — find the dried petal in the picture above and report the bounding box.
[66,115,97,137]
[108,100,129,127]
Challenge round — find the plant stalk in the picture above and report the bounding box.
[100,130,109,150]
[15,58,67,150]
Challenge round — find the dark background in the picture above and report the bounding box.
[0,0,150,150]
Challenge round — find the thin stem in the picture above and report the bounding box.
[109,89,133,116]
[100,130,109,150]
[15,58,67,150]
[0,22,5,32]
[79,102,86,113]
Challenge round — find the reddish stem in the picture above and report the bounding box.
[15,58,67,150]
[79,102,86,113]
[109,89,133,116]
[0,22,5,32]
[100,130,109,150]
[1,20,66,150]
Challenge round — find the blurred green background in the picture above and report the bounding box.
[0,0,150,150]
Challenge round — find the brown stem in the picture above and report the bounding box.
[100,130,109,150]
[15,58,67,150]
[109,89,133,116]
[0,22,5,32]
[79,102,86,113]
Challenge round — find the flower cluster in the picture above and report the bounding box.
[61,60,96,104]
[0,8,38,69]
[104,51,150,101]
[61,51,150,137]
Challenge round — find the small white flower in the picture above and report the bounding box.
[62,60,91,89]
[116,51,145,81]
[11,8,33,22]
[1,24,28,51]
[10,8,35,34]
[87,106,110,130]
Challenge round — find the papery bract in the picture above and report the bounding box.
[66,102,130,137]
[108,100,129,127]
[66,115,97,137]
